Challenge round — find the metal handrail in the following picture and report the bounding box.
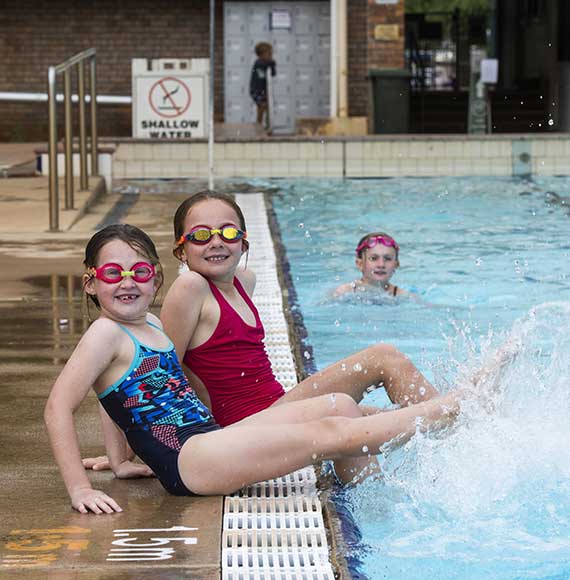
[47,48,98,231]
[0,92,130,104]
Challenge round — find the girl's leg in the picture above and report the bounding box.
[179,391,461,495]
[276,343,439,408]
[231,393,380,484]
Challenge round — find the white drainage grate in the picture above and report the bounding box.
[221,195,334,580]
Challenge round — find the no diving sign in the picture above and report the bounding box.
[133,63,209,139]
[149,77,192,118]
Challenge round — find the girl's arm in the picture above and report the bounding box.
[99,405,154,479]
[236,266,256,297]
[329,281,354,298]
[44,322,123,514]
[161,271,210,361]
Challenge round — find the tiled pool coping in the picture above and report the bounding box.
[105,134,570,180]
[222,193,337,579]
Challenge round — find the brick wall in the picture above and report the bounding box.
[1,0,406,141]
[347,0,369,117]
[0,0,223,141]
[367,0,405,70]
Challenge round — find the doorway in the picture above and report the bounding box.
[224,2,330,133]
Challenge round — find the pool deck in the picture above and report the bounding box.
[0,146,342,578]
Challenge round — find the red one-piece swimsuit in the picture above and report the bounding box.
[183,277,285,427]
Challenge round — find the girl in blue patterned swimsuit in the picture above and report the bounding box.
[45,224,463,515]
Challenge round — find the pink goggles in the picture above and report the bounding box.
[355,236,399,255]
[88,262,156,284]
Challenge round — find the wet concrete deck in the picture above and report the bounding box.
[0,150,231,577]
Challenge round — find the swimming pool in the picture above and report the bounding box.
[269,176,570,579]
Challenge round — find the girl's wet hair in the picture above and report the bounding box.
[84,223,163,308]
[172,190,248,260]
[355,231,399,260]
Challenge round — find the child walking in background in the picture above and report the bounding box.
[332,231,414,299]
[249,42,276,128]
[45,223,464,514]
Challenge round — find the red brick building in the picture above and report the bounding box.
[0,0,405,141]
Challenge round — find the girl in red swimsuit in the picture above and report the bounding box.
[159,191,443,482]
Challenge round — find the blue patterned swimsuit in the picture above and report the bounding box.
[98,322,220,495]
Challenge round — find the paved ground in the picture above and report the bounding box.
[0,144,226,578]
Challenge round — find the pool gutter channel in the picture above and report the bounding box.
[221,194,339,579]
[264,194,356,580]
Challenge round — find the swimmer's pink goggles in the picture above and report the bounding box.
[355,236,399,255]
[88,262,156,284]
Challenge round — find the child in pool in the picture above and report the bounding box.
[45,223,463,514]
[332,231,414,299]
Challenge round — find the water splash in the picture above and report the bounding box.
[348,303,570,578]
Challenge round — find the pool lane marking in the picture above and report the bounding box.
[107,526,199,561]
[2,525,202,566]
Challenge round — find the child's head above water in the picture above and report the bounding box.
[355,231,399,260]
[172,190,249,270]
[354,231,400,288]
[83,224,163,308]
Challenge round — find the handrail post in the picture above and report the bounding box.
[89,55,99,175]
[208,0,215,190]
[47,66,59,232]
[64,68,74,209]
[47,48,97,230]
[78,60,88,190]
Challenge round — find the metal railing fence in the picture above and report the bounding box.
[47,48,98,231]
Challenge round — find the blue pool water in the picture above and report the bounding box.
[268,177,570,580]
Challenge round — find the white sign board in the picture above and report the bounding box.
[132,60,209,139]
[481,58,499,84]
[271,9,292,29]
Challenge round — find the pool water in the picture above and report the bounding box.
[268,177,570,580]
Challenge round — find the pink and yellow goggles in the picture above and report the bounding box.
[176,224,247,247]
[355,236,399,255]
[88,262,156,284]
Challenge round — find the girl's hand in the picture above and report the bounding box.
[71,487,122,515]
[113,460,155,480]
[82,455,111,471]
